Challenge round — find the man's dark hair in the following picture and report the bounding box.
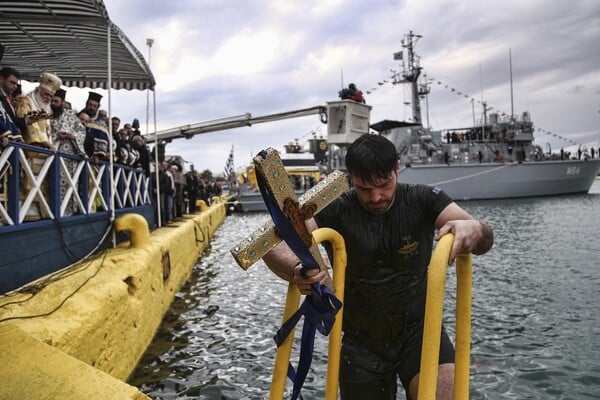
[345,134,398,185]
[0,66,21,80]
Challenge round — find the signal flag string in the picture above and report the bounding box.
[363,75,582,147]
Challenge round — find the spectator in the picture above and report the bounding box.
[50,88,86,216]
[0,100,19,147]
[82,92,110,162]
[0,71,21,146]
[165,162,175,223]
[98,109,109,126]
[115,123,133,165]
[185,167,199,213]
[111,116,120,136]
[0,66,25,140]
[151,139,167,163]
[171,163,185,219]
[131,118,141,137]
[132,135,150,176]
[83,92,102,121]
[78,111,90,127]
[154,161,171,226]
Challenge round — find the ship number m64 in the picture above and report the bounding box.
[566,166,580,175]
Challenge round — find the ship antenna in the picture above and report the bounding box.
[392,31,423,124]
[509,48,514,121]
[479,63,486,140]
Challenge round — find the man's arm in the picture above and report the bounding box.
[262,217,326,295]
[434,202,494,264]
[262,240,300,282]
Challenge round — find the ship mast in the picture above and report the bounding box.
[392,31,423,125]
[509,48,514,121]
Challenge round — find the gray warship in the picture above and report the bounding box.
[372,31,600,200]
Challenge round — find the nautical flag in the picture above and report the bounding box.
[224,145,234,180]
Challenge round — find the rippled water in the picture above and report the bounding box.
[129,180,600,399]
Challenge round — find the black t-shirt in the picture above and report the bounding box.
[314,183,453,342]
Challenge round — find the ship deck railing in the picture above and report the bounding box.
[0,141,152,228]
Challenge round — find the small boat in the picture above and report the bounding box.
[374,31,600,200]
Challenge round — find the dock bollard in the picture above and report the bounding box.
[114,213,150,248]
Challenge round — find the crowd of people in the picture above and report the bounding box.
[153,159,223,225]
[0,66,221,225]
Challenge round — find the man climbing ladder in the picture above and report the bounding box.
[262,134,494,399]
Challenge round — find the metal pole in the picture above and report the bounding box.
[107,24,116,246]
[146,38,154,136]
[146,38,161,228]
[509,48,514,121]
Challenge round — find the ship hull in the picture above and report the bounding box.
[398,159,600,200]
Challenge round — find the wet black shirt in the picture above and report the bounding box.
[314,183,452,342]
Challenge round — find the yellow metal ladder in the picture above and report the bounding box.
[418,233,473,400]
[269,231,472,400]
[270,227,347,400]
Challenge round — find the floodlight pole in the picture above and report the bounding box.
[146,37,161,228]
[146,38,154,136]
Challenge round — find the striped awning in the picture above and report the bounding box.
[0,0,155,90]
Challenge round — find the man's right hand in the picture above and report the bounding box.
[293,264,328,295]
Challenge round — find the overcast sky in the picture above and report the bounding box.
[29,0,600,174]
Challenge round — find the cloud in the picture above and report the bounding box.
[96,0,600,172]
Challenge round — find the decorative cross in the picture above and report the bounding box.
[230,148,348,284]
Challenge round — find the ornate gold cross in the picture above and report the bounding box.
[230,148,348,284]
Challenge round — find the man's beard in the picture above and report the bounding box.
[361,198,393,215]
[51,104,63,118]
[32,90,52,114]
[84,108,96,118]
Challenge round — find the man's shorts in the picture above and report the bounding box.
[339,323,455,400]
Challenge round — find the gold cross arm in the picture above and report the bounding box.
[230,148,348,272]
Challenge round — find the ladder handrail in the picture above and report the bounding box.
[270,227,347,400]
[418,233,473,400]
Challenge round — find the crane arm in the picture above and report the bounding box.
[143,105,327,144]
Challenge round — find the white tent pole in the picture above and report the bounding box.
[147,38,161,228]
[146,38,153,136]
[107,24,116,246]
[153,88,159,223]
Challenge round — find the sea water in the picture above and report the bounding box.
[129,179,600,399]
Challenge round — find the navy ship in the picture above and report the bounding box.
[373,31,600,200]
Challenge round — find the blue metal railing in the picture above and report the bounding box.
[0,141,152,227]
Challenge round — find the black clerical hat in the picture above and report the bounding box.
[88,91,103,103]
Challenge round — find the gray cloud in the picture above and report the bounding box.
[101,0,600,173]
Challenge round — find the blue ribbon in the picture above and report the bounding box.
[256,151,342,400]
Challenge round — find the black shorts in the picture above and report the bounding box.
[339,324,455,400]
